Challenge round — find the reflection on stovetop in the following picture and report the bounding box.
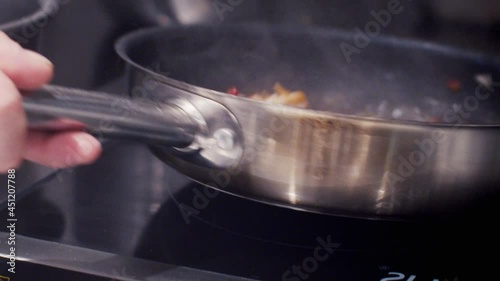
[2,141,498,281]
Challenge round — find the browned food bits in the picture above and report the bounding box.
[447,79,462,92]
[225,83,309,108]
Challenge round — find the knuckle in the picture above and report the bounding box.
[10,41,23,55]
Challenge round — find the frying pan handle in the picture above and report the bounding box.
[23,85,198,147]
[23,84,243,169]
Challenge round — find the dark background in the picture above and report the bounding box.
[37,0,500,88]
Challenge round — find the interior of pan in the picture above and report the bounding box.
[122,24,500,125]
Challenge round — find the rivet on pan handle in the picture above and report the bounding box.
[151,83,244,170]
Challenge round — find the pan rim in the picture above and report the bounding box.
[115,23,500,129]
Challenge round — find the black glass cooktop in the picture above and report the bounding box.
[1,140,498,281]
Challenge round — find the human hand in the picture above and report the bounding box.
[0,31,101,172]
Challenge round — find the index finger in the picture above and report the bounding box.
[0,31,54,90]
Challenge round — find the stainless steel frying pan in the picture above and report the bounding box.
[23,25,500,218]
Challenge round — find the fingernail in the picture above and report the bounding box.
[24,50,54,69]
[74,133,101,159]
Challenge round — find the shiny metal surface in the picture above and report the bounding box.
[143,83,245,172]
[23,84,243,169]
[24,85,197,147]
[116,25,500,218]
